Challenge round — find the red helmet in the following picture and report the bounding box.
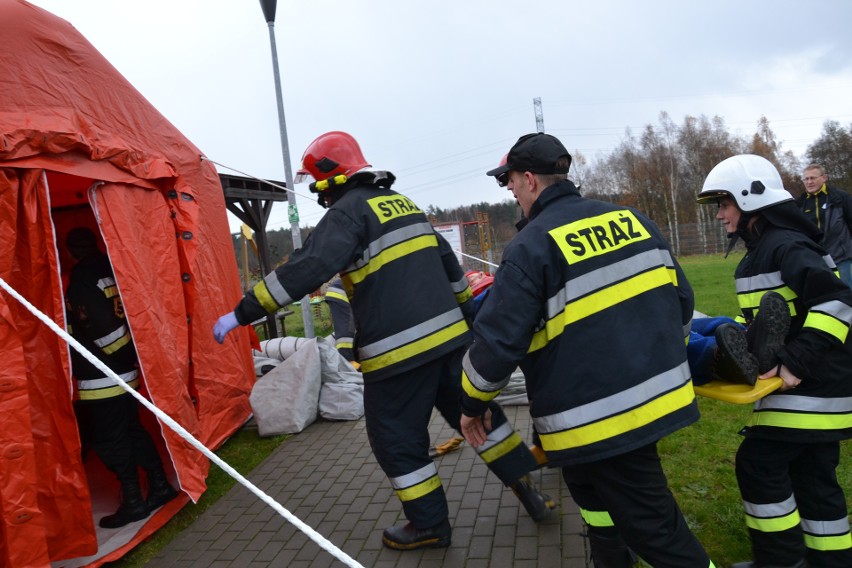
[295,131,371,191]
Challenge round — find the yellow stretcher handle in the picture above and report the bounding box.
[693,377,784,404]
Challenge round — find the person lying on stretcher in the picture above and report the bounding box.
[688,291,790,387]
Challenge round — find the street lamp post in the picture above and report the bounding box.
[259,0,314,338]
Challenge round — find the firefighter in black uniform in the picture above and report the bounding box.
[698,154,852,568]
[324,277,356,363]
[459,133,714,567]
[65,227,178,529]
[213,131,553,550]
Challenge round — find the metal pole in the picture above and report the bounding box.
[265,20,315,338]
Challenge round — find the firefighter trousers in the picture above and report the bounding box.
[736,437,852,567]
[562,442,713,568]
[363,346,537,528]
[76,392,164,485]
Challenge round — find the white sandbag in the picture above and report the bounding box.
[253,356,281,377]
[319,382,364,420]
[316,336,364,420]
[495,370,529,406]
[255,336,312,361]
[249,338,322,436]
[316,336,363,383]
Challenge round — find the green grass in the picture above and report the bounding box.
[111,258,852,567]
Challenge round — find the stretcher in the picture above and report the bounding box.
[693,376,783,404]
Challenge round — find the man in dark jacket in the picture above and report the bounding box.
[798,163,852,287]
[65,227,178,529]
[213,131,553,550]
[460,133,713,567]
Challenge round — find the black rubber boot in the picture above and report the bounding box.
[146,467,179,512]
[588,530,638,567]
[746,291,791,374]
[511,474,555,522]
[381,518,451,550]
[99,481,150,529]
[712,323,759,385]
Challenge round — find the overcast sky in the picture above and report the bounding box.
[26,0,852,233]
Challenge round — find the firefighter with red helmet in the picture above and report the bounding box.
[213,131,553,550]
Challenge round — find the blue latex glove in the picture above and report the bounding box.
[213,312,239,344]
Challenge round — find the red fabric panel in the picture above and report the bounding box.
[0,168,97,565]
[0,1,256,563]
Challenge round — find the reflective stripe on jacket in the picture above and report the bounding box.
[65,252,139,395]
[461,180,698,466]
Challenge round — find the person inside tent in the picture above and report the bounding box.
[65,227,178,529]
[213,131,554,550]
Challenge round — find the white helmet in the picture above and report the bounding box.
[697,154,793,212]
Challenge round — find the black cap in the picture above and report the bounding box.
[486,133,572,178]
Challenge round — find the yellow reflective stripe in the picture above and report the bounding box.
[395,475,442,502]
[462,370,500,402]
[737,288,799,318]
[359,319,468,374]
[478,430,523,464]
[579,508,615,528]
[336,341,353,349]
[748,411,852,430]
[455,287,473,304]
[346,234,438,286]
[253,280,280,313]
[101,332,131,355]
[804,532,852,551]
[540,381,694,451]
[745,509,800,533]
[103,285,119,298]
[325,289,349,303]
[77,378,140,400]
[528,266,673,353]
[804,311,849,343]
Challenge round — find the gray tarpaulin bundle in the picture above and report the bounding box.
[250,336,364,436]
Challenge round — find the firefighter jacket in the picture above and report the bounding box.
[460,180,698,466]
[733,214,852,443]
[796,184,852,264]
[234,175,474,382]
[65,252,140,400]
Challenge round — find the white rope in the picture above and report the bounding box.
[454,249,498,269]
[0,277,365,568]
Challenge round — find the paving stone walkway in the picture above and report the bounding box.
[146,406,590,567]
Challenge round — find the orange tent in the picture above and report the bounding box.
[0,1,256,566]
